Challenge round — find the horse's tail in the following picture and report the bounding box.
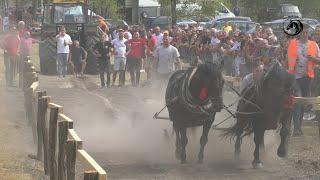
[221,116,254,141]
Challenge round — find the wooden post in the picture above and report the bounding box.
[24,88,37,146]
[48,105,61,180]
[317,110,320,138]
[66,140,77,180]
[66,129,83,180]
[77,150,107,180]
[58,120,68,180]
[39,96,50,175]
[84,171,99,180]
[36,91,46,161]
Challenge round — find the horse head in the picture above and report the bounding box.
[189,62,224,112]
[258,60,295,122]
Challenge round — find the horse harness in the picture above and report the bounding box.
[165,67,223,119]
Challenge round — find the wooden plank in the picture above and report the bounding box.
[58,121,68,180]
[41,97,50,175]
[66,140,77,180]
[49,106,59,180]
[68,129,83,149]
[36,91,46,161]
[24,88,37,147]
[77,150,107,180]
[84,171,99,180]
[48,103,63,113]
[294,96,320,104]
[58,114,73,129]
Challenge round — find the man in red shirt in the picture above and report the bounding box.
[145,30,156,81]
[126,31,146,86]
[1,27,20,86]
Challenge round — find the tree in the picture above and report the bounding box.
[158,0,177,23]
[89,0,120,19]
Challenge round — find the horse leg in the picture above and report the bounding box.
[277,109,292,157]
[180,127,188,164]
[198,120,214,164]
[252,127,265,169]
[235,128,243,159]
[173,125,181,160]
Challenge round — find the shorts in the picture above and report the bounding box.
[127,57,141,72]
[73,62,82,73]
[97,58,111,73]
[114,57,126,71]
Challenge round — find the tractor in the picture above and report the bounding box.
[39,0,101,75]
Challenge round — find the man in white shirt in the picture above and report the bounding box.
[154,36,180,86]
[152,26,163,47]
[111,29,127,87]
[56,26,72,77]
[240,62,264,93]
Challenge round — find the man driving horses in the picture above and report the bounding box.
[240,61,264,93]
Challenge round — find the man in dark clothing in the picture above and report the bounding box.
[93,34,113,88]
[69,40,87,77]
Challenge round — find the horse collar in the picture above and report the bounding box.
[188,67,198,87]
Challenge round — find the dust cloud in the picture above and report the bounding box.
[71,81,282,165]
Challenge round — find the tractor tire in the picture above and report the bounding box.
[39,37,57,75]
[84,33,100,74]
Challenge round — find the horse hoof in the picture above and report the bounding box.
[252,162,263,169]
[277,148,287,158]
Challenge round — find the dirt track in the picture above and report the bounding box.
[37,74,320,180]
[0,75,47,179]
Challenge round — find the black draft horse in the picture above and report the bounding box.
[165,62,224,164]
[225,60,295,169]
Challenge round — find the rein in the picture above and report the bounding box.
[224,83,264,116]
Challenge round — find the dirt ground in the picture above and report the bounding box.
[0,53,47,179]
[0,43,319,180]
[37,73,320,180]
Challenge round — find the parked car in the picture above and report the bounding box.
[143,16,172,30]
[204,17,255,32]
[261,18,318,40]
[205,16,252,28]
[214,20,258,33]
[266,4,301,21]
[176,19,198,26]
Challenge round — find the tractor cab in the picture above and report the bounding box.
[40,0,101,75]
[42,0,91,41]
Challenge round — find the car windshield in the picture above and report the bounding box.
[282,6,299,13]
[54,5,85,23]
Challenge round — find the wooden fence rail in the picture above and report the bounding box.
[22,56,107,180]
